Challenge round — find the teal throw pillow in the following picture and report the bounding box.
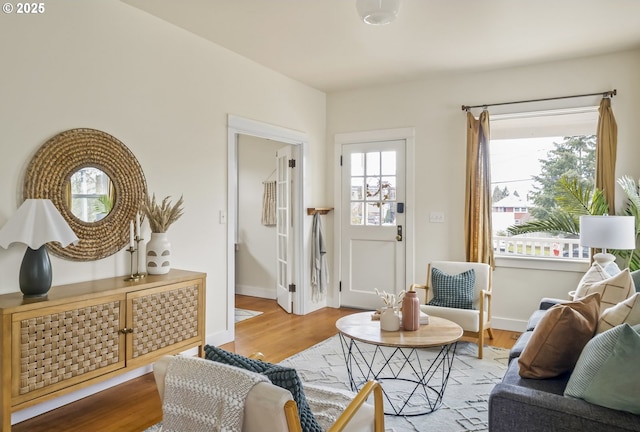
[564,323,640,414]
[204,345,321,432]
[428,267,476,309]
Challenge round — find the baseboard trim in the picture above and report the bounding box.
[235,284,276,299]
[493,316,527,333]
[207,329,233,347]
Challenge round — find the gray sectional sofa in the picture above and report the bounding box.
[488,298,640,432]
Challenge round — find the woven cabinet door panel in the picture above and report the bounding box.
[129,282,201,361]
[12,296,126,402]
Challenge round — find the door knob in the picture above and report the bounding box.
[396,225,403,241]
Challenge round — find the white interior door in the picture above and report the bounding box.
[276,146,293,313]
[340,140,406,309]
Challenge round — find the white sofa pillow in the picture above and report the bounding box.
[574,265,635,313]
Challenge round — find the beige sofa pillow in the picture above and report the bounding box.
[518,293,600,379]
[574,266,634,313]
[597,292,640,334]
[576,263,610,287]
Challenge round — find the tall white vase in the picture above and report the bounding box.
[146,232,171,275]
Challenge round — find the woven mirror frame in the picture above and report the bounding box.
[24,128,147,261]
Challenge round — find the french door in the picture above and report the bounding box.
[276,146,293,313]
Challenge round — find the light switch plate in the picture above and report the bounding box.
[429,211,445,223]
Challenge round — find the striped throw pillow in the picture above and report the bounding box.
[565,323,640,414]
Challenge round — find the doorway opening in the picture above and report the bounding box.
[236,135,297,313]
[227,115,307,342]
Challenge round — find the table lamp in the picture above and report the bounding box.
[0,199,78,297]
[579,215,636,266]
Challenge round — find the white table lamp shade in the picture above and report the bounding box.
[579,215,636,250]
[0,199,78,297]
[0,199,78,249]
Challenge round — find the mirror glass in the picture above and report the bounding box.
[67,167,114,223]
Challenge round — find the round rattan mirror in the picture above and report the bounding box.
[24,128,147,261]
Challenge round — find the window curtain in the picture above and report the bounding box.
[465,110,494,267]
[596,97,617,213]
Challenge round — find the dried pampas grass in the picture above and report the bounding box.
[142,194,184,233]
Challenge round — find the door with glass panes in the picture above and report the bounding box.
[340,140,405,309]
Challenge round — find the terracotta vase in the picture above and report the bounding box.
[146,232,171,275]
[402,290,420,331]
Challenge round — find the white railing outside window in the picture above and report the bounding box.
[493,235,588,260]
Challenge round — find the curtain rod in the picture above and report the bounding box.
[461,89,616,112]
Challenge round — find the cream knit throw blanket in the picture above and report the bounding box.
[161,356,268,432]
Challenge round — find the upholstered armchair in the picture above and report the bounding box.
[154,354,385,432]
[411,260,493,358]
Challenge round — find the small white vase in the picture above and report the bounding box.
[380,307,401,331]
[146,233,171,275]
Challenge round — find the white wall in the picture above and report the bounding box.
[236,135,282,298]
[0,0,326,335]
[0,0,327,419]
[327,49,640,331]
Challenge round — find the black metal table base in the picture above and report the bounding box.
[338,333,458,416]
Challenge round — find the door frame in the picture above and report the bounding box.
[227,115,307,339]
[332,127,415,308]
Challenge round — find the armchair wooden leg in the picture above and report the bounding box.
[487,327,494,340]
[478,331,484,359]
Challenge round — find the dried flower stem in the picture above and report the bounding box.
[141,193,184,233]
[374,288,406,308]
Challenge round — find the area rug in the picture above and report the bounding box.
[279,336,509,432]
[145,337,508,432]
[234,308,263,323]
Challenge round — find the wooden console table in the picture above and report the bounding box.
[0,269,206,431]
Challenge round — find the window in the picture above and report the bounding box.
[490,107,598,261]
[350,151,397,226]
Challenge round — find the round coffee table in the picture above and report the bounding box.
[336,311,463,416]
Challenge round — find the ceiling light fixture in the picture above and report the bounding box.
[356,0,400,26]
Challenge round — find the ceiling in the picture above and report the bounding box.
[121,0,640,93]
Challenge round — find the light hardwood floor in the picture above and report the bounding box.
[13,295,521,432]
